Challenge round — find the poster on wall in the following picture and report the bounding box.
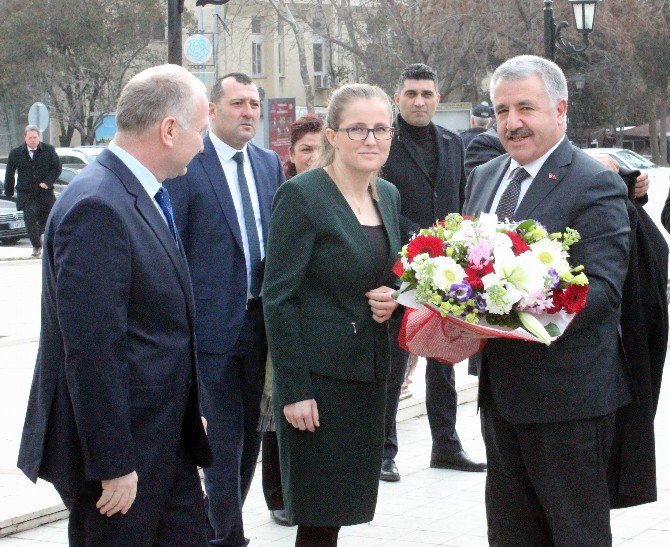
[267,98,296,162]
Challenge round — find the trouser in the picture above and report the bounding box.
[198,308,266,546]
[481,403,616,546]
[261,431,284,510]
[384,314,462,460]
[57,454,207,546]
[18,191,55,248]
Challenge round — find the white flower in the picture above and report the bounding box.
[518,311,552,345]
[430,256,466,292]
[530,238,570,275]
[493,246,546,294]
[481,272,522,314]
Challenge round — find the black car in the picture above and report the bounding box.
[54,165,81,197]
[0,198,27,244]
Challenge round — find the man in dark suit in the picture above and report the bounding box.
[3,124,61,257]
[464,55,631,545]
[17,64,212,545]
[380,63,485,482]
[464,124,506,178]
[459,101,493,150]
[165,73,284,546]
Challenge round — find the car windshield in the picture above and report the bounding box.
[617,150,657,169]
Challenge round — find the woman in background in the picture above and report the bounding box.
[263,84,401,546]
[258,113,323,527]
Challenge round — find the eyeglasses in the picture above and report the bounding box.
[334,126,396,141]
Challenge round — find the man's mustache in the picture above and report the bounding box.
[504,128,533,139]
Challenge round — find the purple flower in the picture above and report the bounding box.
[449,282,472,302]
[473,294,488,312]
[547,268,560,289]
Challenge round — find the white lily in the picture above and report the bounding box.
[518,311,552,345]
[494,246,546,294]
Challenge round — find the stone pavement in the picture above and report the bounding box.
[0,369,668,546]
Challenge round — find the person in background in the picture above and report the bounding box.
[381,63,485,483]
[258,112,323,528]
[263,83,401,546]
[17,64,212,545]
[3,125,61,257]
[460,101,494,150]
[164,72,284,546]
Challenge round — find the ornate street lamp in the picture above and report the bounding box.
[544,0,602,61]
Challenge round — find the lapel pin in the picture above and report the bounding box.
[548,173,557,180]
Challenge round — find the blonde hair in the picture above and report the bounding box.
[315,83,393,199]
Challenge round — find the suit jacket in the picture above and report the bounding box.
[3,142,61,198]
[464,126,506,178]
[464,137,631,424]
[382,116,466,236]
[164,136,284,358]
[17,149,211,497]
[263,168,402,407]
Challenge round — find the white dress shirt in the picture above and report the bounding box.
[489,138,564,214]
[209,131,265,296]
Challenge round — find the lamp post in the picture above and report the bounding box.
[544,0,602,61]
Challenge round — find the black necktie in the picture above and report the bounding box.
[154,187,179,248]
[495,167,529,220]
[30,149,36,160]
[233,151,262,297]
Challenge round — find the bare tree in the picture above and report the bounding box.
[0,0,165,145]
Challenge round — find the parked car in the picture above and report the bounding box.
[55,146,106,167]
[582,148,670,185]
[54,166,82,197]
[0,198,27,244]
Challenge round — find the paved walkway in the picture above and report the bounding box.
[0,373,668,546]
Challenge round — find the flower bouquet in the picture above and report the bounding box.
[392,213,589,364]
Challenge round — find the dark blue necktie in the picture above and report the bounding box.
[233,151,262,297]
[154,186,179,248]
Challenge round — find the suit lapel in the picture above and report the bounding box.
[375,185,401,283]
[394,121,432,181]
[98,150,194,312]
[515,137,573,220]
[246,144,274,248]
[199,137,244,251]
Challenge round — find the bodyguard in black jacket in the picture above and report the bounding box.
[4,125,61,256]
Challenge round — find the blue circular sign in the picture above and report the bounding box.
[185,34,213,65]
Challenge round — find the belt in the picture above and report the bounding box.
[246,297,263,312]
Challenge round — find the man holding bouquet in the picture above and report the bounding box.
[464,55,631,546]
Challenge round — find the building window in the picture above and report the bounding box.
[252,38,264,76]
[313,42,324,74]
[277,40,285,77]
[151,20,165,41]
[251,16,262,35]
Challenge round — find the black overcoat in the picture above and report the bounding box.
[608,167,667,508]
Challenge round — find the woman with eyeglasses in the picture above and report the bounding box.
[263,84,401,546]
[258,113,324,528]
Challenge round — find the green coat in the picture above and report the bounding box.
[263,167,401,525]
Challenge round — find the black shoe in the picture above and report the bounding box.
[380,458,400,482]
[270,509,292,526]
[430,450,487,472]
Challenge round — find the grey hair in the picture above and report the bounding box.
[116,64,207,136]
[24,125,39,135]
[315,83,392,198]
[490,55,568,106]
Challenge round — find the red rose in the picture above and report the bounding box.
[546,289,564,314]
[562,284,589,314]
[406,235,444,263]
[464,261,494,290]
[506,231,531,256]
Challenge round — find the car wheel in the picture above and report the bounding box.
[0,237,21,245]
